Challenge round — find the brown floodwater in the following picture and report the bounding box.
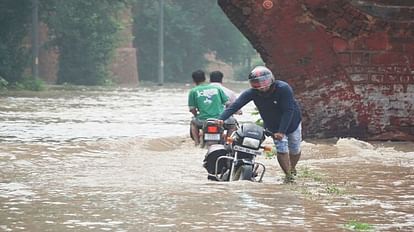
[0,84,413,231]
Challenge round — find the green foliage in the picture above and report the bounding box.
[0,0,31,84]
[0,76,8,90]
[9,76,45,91]
[345,220,374,231]
[42,0,129,85]
[197,1,255,64]
[252,107,264,127]
[1,0,258,86]
[234,57,265,81]
[133,0,257,83]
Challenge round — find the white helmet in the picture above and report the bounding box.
[248,66,274,90]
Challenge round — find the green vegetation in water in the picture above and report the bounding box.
[344,220,374,231]
[292,167,347,200]
[300,187,313,197]
[325,184,345,195]
[298,166,323,182]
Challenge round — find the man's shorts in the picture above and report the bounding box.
[274,123,302,155]
[191,118,204,129]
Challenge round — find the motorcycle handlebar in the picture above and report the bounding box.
[264,129,274,138]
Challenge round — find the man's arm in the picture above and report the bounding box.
[218,89,252,121]
[277,85,295,134]
[228,89,242,115]
[189,108,198,117]
[188,89,198,117]
[218,88,229,107]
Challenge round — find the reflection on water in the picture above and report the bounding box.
[1,85,413,231]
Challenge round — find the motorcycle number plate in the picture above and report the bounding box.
[233,145,262,156]
[204,133,221,141]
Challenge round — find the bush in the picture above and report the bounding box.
[0,1,31,85]
[0,76,8,90]
[9,76,45,91]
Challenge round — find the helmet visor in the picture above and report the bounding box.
[249,74,273,89]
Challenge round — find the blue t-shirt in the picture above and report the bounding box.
[219,80,302,134]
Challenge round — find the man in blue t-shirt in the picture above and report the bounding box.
[216,66,302,183]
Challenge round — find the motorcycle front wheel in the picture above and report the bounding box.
[239,165,253,181]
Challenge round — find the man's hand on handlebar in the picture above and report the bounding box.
[264,129,284,140]
[273,132,285,140]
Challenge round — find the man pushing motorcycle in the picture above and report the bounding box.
[216,66,302,183]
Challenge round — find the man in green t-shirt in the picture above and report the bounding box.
[188,70,229,145]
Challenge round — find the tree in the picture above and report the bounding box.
[42,0,129,85]
[0,0,31,84]
[133,0,257,83]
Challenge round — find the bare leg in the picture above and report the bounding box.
[290,152,301,175]
[191,122,200,145]
[277,152,291,175]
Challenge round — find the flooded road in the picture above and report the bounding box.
[1,84,413,231]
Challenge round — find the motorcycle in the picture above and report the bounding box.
[200,118,226,148]
[203,122,272,182]
[190,118,238,148]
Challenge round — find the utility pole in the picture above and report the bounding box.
[32,0,39,79]
[158,0,164,85]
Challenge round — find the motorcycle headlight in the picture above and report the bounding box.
[242,137,260,149]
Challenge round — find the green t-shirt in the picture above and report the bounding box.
[188,83,229,120]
